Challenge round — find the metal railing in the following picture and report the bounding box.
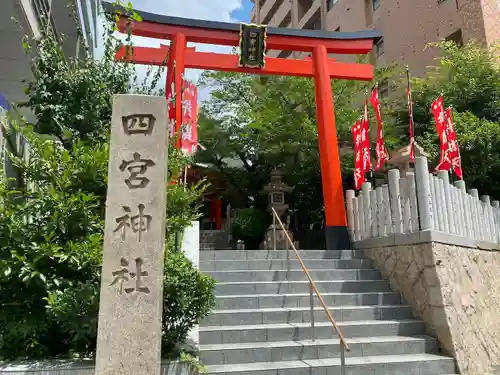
[271,207,351,375]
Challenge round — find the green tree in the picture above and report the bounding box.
[0,9,213,360]
[197,64,393,225]
[391,41,500,196]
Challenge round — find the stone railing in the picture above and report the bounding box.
[346,156,500,247]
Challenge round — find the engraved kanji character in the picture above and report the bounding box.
[110,257,129,294]
[122,114,155,135]
[119,152,155,189]
[110,257,150,294]
[113,204,152,242]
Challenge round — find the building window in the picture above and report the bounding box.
[376,38,385,57]
[311,16,322,30]
[327,0,339,11]
[373,0,380,10]
[446,29,463,46]
[31,0,56,34]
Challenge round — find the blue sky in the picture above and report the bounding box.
[231,0,253,22]
[110,0,254,99]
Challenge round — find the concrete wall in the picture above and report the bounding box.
[358,232,500,375]
[182,221,201,347]
[253,0,499,75]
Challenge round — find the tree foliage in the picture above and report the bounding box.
[197,63,393,225]
[0,10,213,360]
[391,41,500,196]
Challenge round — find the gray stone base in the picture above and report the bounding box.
[0,360,199,375]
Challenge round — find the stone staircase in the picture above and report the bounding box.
[199,249,458,375]
[200,230,231,250]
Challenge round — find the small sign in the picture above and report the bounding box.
[239,23,267,69]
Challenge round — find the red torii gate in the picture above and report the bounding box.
[103,2,382,250]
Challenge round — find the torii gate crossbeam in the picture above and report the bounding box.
[103,1,383,250]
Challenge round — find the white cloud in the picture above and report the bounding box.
[120,0,243,100]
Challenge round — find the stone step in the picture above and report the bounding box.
[199,335,439,365]
[203,305,414,326]
[206,269,381,282]
[200,259,372,271]
[214,280,391,295]
[205,353,456,374]
[200,249,365,261]
[215,292,401,310]
[199,320,426,345]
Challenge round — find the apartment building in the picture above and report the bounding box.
[1,0,99,111]
[251,0,500,76]
[0,0,100,180]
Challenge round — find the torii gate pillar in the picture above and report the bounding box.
[104,2,382,249]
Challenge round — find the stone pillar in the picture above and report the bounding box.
[437,170,455,234]
[95,95,169,375]
[414,157,432,231]
[388,169,403,234]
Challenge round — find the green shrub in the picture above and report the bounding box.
[0,133,214,360]
[231,208,270,249]
[162,245,215,357]
[0,5,213,360]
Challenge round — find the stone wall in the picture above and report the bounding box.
[360,232,500,375]
[199,230,230,250]
[0,360,199,375]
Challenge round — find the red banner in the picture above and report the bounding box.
[180,80,199,155]
[361,101,372,172]
[351,120,365,190]
[166,78,199,155]
[432,96,451,171]
[445,107,463,179]
[370,87,389,171]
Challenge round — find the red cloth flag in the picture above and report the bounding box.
[445,107,463,179]
[432,96,451,171]
[370,87,389,171]
[351,120,365,190]
[361,101,372,172]
[181,80,199,155]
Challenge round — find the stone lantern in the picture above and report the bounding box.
[388,142,429,176]
[260,166,295,250]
